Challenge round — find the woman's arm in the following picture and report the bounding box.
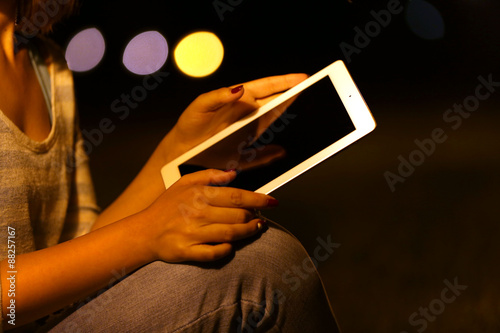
[1,212,151,328]
[2,169,275,329]
[92,74,307,230]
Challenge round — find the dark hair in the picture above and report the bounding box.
[16,0,78,35]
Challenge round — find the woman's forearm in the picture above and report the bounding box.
[1,212,153,329]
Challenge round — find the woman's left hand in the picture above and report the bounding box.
[167,73,308,158]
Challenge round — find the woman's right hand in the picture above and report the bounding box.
[141,169,278,263]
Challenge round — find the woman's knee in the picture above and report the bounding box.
[226,225,337,332]
[234,224,322,291]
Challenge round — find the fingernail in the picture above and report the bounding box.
[267,198,279,207]
[231,85,243,94]
[224,168,236,173]
[257,220,266,230]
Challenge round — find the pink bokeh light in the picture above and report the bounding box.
[122,31,169,75]
[65,28,106,72]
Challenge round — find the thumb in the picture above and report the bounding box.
[191,85,244,112]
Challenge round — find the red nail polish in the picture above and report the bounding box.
[231,85,243,94]
[224,168,236,173]
[267,198,279,207]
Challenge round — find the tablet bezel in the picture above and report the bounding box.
[161,60,376,194]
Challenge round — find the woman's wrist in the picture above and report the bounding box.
[128,209,162,263]
[106,211,159,266]
[156,126,193,165]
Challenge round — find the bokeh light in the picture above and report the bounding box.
[406,0,445,40]
[174,31,224,78]
[123,31,169,75]
[65,28,105,72]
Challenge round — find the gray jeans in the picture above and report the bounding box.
[48,225,339,332]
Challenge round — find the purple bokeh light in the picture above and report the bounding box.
[122,31,169,75]
[65,28,106,72]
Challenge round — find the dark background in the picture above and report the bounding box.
[50,0,500,332]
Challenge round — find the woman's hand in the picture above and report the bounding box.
[93,74,305,231]
[142,169,277,262]
[168,73,308,157]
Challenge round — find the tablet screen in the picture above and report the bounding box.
[179,76,356,191]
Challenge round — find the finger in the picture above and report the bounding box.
[243,73,308,100]
[200,219,264,244]
[207,187,277,209]
[202,206,255,224]
[190,85,245,113]
[252,93,283,109]
[202,75,306,124]
[187,243,234,262]
[180,169,237,187]
[231,76,304,127]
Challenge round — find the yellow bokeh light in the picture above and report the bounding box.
[174,31,224,78]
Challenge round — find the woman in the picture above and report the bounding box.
[0,1,338,331]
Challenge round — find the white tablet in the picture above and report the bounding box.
[161,60,376,194]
